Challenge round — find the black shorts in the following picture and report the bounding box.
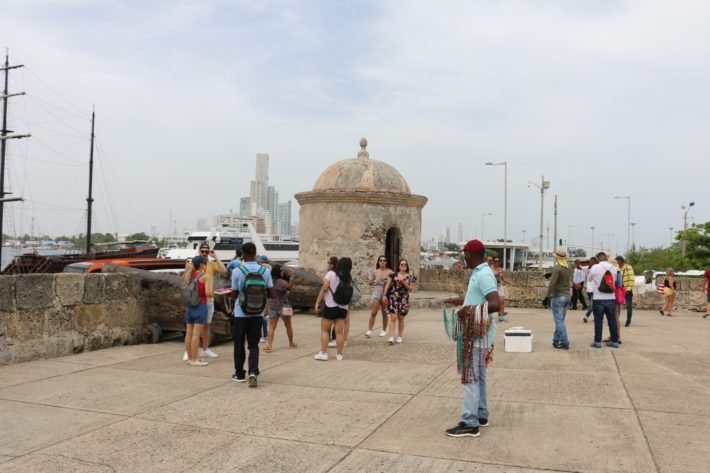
[323,306,348,320]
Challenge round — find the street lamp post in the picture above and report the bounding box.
[681,202,695,256]
[590,226,595,256]
[614,195,631,253]
[668,227,674,246]
[529,175,550,270]
[481,212,492,241]
[522,229,526,243]
[630,223,636,249]
[485,161,508,270]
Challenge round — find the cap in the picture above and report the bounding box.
[615,255,625,261]
[259,255,269,262]
[461,239,485,254]
[191,255,204,267]
[199,242,210,250]
[554,248,567,258]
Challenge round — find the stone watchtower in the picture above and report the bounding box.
[295,138,428,287]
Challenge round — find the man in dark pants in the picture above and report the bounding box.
[615,255,635,327]
[571,260,588,310]
[230,242,274,387]
[588,252,619,348]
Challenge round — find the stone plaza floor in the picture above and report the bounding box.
[1,303,709,472]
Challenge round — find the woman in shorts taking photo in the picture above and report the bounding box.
[183,256,210,366]
[365,255,390,338]
[314,257,353,361]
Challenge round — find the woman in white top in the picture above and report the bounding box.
[314,257,352,361]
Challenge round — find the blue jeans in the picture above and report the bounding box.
[592,299,618,343]
[261,315,268,337]
[551,295,571,347]
[625,291,633,324]
[460,349,488,427]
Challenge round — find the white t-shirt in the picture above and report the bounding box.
[586,265,596,292]
[324,270,348,309]
[589,261,617,300]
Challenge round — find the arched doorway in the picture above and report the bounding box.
[385,227,401,270]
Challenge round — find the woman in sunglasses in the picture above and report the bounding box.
[365,255,391,338]
[382,258,417,345]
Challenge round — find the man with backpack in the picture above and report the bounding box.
[588,252,619,348]
[230,242,274,387]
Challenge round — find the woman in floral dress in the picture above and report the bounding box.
[382,258,417,345]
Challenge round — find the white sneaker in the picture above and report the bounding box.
[364,330,373,337]
[336,354,344,361]
[182,351,188,362]
[189,360,208,366]
[395,336,403,344]
[388,337,394,345]
[314,352,329,361]
[328,340,337,348]
[379,330,388,337]
[260,337,267,343]
[202,349,219,358]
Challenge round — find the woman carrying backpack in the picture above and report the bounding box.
[183,255,210,366]
[264,264,297,352]
[314,257,352,361]
[382,258,417,345]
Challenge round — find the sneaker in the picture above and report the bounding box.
[557,345,570,350]
[232,373,246,383]
[445,422,480,438]
[248,374,257,388]
[201,349,219,358]
[328,340,337,348]
[188,360,208,366]
[479,418,489,427]
[182,351,188,361]
[379,330,388,337]
[605,341,620,348]
[388,337,394,345]
[395,336,403,344]
[583,316,588,323]
[314,352,329,361]
[590,342,602,348]
[336,354,344,361]
[364,330,373,337]
[498,316,508,323]
[260,337,267,343]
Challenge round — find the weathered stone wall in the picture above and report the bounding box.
[0,273,147,364]
[419,269,708,312]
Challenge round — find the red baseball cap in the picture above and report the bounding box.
[461,239,485,254]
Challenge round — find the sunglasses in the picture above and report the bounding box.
[200,250,209,255]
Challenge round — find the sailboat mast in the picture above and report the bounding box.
[0,50,28,265]
[86,108,95,254]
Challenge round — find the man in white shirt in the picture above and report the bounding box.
[583,257,597,322]
[587,252,619,348]
[571,260,588,311]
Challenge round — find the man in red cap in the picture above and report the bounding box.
[443,239,500,438]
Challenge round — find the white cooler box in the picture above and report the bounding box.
[504,327,533,352]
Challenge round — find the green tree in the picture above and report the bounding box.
[625,245,687,273]
[677,221,710,269]
[126,232,150,241]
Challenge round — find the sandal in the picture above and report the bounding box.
[263,347,273,353]
[289,343,298,348]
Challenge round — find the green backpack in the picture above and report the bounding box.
[238,265,268,314]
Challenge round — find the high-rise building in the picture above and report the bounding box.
[267,186,278,231]
[239,197,251,218]
[278,201,292,236]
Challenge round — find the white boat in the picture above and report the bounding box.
[163,217,299,264]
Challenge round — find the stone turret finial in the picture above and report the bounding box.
[357,137,369,159]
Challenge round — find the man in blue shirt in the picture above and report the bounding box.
[231,242,273,387]
[444,239,499,438]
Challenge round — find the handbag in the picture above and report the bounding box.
[615,286,626,304]
[663,287,673,297]
[281,302,293,316]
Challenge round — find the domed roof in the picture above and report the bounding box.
[312,138,411,193]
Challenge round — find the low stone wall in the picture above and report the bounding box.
[418,269,708,312]
[0,273,147,364]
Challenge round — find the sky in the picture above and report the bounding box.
[1,0,709,255]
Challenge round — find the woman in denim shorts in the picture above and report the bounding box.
[264,264,297,352]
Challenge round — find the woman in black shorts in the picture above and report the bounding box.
[314,257,352,361]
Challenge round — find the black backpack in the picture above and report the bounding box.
[598,269,616,293]
[331,279,354,305]
[238,265,268,314]
[181,272,202,308]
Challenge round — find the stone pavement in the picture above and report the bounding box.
[1,304,709,472]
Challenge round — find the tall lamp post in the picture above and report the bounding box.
[614,195,631,253]
[681,201,695,257]
[630,222,636,249]
[590,226,595,256]
[485,161,508,270]
[529,176,550,269]
[481,212,492,241]
[668,227,674,246]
